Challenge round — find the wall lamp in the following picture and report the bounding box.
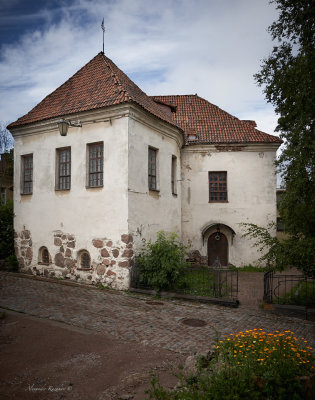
[57,119,82,136]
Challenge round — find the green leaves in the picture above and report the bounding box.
[254,0,315,276]
[0,200,14,260]
[136,231,188,291]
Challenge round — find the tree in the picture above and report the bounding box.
[0,121,14,154]
[251,0,314,274]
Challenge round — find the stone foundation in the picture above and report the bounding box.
[14,230,134,290]
[14,230,33,270]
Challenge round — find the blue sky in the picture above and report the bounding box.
[0,0,280,138]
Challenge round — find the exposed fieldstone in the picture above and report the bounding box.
[64,258,73,268]
[29,239,32,247]
[121,234,133,244]
[97,264,105,276]
[112,249,119,258]
[68,235,75,241]
[110,260,116,265]
[22,230,30,239]
[118,260,130,268]
[67,241,75,248]
[126,243,133,249]
[122,249,134,258]
[101,248,109,257]
[106,241,113,247]
[21,240,29,246]
[54,237,62,246]
[55,253,65,267]
[92,239,103,248]
[102,259,110,266]
[61,235,67,240]
[87,275,92,280]
[25,247,33,260]
[18,257,25,268]
[60,246,65,253]
[106,270,116,276]
[65,248,72,257]
[43,269,49,277]
[14,232,18,238]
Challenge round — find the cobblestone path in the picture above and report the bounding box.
[0,272,314,354]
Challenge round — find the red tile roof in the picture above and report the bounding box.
[8,53,281,145]
[8,52,177,130]
[151,95,282,144]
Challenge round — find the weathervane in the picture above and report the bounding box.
[101,18,105,53]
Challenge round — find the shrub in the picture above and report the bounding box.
[0,200,14,259]
[136,231,189,291]
[147,330,315,399]
[5,254,18,271]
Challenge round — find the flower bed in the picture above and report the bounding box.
[148,330,315,399]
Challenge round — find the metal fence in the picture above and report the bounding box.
[264,271,315,305]
[130,264,238,300]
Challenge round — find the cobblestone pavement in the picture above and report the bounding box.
[0,272,314,355]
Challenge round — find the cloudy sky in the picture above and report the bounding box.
[0,0,280,137]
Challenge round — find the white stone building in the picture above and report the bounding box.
[8,52,281,289]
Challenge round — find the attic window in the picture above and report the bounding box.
[187,129,198,141]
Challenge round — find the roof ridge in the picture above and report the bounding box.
[101,53,132,102]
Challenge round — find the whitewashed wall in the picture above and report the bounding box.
[12,107,131,288]
[181,145,279,267]
[127,107,183,250]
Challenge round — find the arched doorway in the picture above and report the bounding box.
[207,232,228,266]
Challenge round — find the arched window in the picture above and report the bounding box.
[79,250,91,269]
[39,247,50,265]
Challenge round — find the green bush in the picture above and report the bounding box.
[147,330,315,399]
[137,231,189,291]
[5,254,18,271]
[0,200,14,259]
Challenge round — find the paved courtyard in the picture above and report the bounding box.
[0,272,314,355]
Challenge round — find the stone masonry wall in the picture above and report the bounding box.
[14,230,134,290]
[14,230,33,271]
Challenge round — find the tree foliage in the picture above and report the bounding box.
[0,200,14,260]
[252,0,314,274]
[0,121,13,154]
[136,231,189,291]
[255,0,315,238]
[241,223,314,276]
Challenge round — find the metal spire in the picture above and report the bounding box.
[101,18,105,53]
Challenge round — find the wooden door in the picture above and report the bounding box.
[207,232,228,266]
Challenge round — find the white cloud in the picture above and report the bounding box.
[0,0,280,138]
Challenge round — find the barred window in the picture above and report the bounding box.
[148,147,157,190]
[88,142,103,187]
[171,155,177,194]
[209,171,227,202]
[79,251,91,269]
[56,147,71,190]
[21,154,33,194]
[39,247,50,264]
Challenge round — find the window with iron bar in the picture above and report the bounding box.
[21,154,33,194]
[56,147,71,190]
[88,142,103,187]
[148,147,157,190]
[80,251,91,269]
[209,171,227,202]
[171,155,177,194]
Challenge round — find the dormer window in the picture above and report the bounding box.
[187,129,198,141]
